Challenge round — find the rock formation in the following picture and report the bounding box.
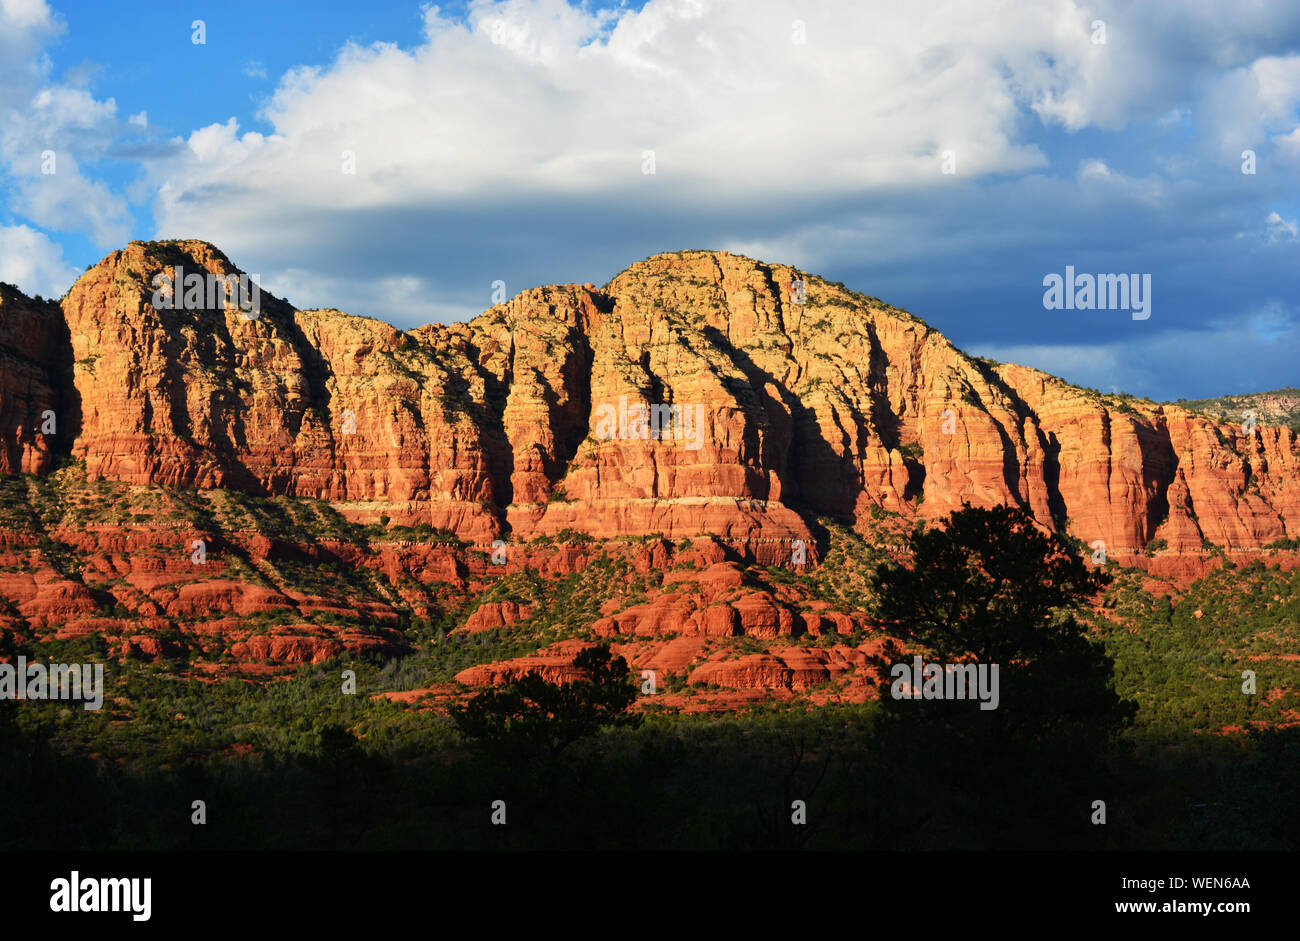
[2,239,1297,697]
[4,239,1293,557]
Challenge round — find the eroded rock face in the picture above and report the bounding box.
[454,639,595,686]
[463,601,534,633]
[25,239,1295,556]
[0,284,74,474]
[4,239,1300,693]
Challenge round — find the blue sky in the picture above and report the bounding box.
[1,0,1298,401]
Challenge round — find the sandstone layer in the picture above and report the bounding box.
[2,240,1290,557]
[2,240,1298,698]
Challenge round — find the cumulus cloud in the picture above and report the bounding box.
[154,0,1148,317]
[0,0,61,89]
[0,224,78,298]
[1075,158,1168,205]
[1265,210,1298,242]
[152,0,1060,218]
[1201,53,1300,162]
[0,0,133,247]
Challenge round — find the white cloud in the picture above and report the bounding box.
[158,0,1138,258]
[1275,125,1300,161]
[1075,158,1167,205]
[1265,210,1298,242]
[0,224,78,298]
[12,150,130,247]
[1201,53,1300,161]
[0,0,132,247]
[0,0,54,30]
[0,0,60,101]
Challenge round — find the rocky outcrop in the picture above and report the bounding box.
[462,600,534,633]
[20,239,1292,556]
[454,639,595,686]
[0,283,74,474]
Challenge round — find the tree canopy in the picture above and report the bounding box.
[449,643,641,761]
[870,503,1135,743]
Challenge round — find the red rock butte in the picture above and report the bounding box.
[3,238,1295,560]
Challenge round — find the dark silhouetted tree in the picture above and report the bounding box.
[450,644,641,762]
[870,503,1136,744]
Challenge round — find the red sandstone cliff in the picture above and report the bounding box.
[0,238,1288,556]
[2,239,1298,697]
[0,283,74,475]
